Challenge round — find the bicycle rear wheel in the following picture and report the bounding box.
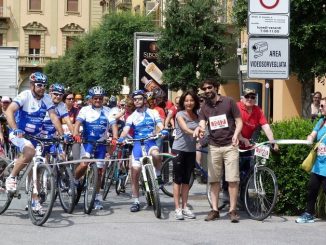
[57,164,76,214]
[84,163,98,214]
[28,164,55,226]
[0,162,13,214]
[244,166,278,221]
[102,162,115,200]
[161,157,195,197]
[144,164,161,218]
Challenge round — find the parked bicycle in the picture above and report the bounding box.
[0,135,56,226]
[102,142,132,200]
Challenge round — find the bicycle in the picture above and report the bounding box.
[74,140,109,214]
[102,142,131,200]
[47,138,76,214]
[124,134,162,219]
[0,135,56,226]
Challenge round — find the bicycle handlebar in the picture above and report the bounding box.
[124,134,162,144]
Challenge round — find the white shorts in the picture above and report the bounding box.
[9,132,34,152]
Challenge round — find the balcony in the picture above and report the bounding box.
[19,55,54,68]
[0,6,10,19]
[115,0,132,9]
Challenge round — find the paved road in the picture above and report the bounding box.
[0,182,325,245]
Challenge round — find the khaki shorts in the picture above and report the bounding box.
[207,144,239,183]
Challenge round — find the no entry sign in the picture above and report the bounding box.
[249,0,289,14]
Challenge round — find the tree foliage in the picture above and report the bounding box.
[232,0,326,117]
[44,12,156,96]
[158,0,232,91]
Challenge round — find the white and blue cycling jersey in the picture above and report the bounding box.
[125,108,163,164]
[13,90,54,135]
[125,108,162,139]
[40,102,68,138]
[77,105,116,142]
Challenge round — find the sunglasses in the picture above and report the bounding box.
[93,97,103,101]
[133,97,144,102]
[52,93,63,97]
[244,95,256,100]
[202,85,213,91]
[66,97,74,100]
[35,83,46,88]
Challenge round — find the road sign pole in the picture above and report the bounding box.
[264,79,272,121]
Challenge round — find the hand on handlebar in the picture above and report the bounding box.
[13,129,25,138]
[73,135,82,143]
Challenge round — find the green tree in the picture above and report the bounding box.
[158,0,232,91]
[45,12,156,95]
[233,0,326,117]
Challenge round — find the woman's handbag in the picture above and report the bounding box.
[301,133,326,172]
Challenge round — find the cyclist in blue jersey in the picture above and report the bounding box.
[40,83,74,155]
[73,86,118,210]
[4,72,65,214]
[118,90,168,212]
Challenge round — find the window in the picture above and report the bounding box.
[67,0,78,12]
[29,35,40,55]
[0,34,3,46]
[29,0,41,11]
[66,36,74,51]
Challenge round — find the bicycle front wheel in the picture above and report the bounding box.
[84,163,98,214]
[145,164,161,218]
[57,164,76,214]
[244,166,278,221]
[0,162,13,214]
[28,164,55,226]
[102,162,115,200]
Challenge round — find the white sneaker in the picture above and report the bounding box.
[5,177,17,192]
[182,207,196,219]
[175,208,184,220]
[32,201,45,216]
[94,199,103,210]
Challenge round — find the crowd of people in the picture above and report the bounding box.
[0,72,324,224]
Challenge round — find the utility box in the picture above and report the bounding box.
[0,47,19,98]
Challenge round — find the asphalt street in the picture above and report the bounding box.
[0,181,325,245]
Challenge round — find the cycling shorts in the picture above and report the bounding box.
[80,143,106,168]
[9,132,34,152]
[131,139,158,167]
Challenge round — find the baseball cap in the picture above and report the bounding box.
[243,88,256,96]
[1,96,11,102]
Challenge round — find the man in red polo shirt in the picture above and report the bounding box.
[237,88,278,176]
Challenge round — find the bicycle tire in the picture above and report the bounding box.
[0,162,13,214]
[84,163,98,214]
[28,164,55,226]
[244,166,278,221]
[145,164,161,218]
[57,164,76,214]
[161,157,195,197]
[102,163,115,200]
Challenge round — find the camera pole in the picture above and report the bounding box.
[265,79,272,122]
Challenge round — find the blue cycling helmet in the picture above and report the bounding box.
[132,90,147,99]
[88,86,105,97]
[29,72,48,84]
[49,83,65,94]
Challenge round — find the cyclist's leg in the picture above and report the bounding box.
[147,140,160,176]
[130,143,142,212]
[75,143,92,180]
[93,145,106,209]
[7,133,35,191]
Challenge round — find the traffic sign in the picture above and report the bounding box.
[249,0,289,14]
[248,14,289,36]
[247,37,289,79]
